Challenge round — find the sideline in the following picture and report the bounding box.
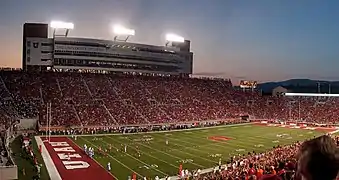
[39,123,253,137]
[34,136,62,180]
[329,129,339,134]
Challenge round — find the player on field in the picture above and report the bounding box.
[107,162,111,171]
[84,144,87,153]
[124,145,127,153]
[166,139,168,145]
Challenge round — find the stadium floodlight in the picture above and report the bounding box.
[165,33,185,43]
[50,21,74,37]
[112,24,135,42]
[113,25,135,36]
[50,21,74,29]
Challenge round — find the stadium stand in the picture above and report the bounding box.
[0,70,338,129]
[0,70,338,179]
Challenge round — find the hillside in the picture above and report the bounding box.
[258,79,339,93]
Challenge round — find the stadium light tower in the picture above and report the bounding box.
[112,24,135,42]
[165,33,185,46]
[50,20,74,37]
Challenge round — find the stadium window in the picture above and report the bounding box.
[27,41,31,47]
[27,57,30,62]
[27,49,30,55]
[41,51,52,54]
[41,43,52,46]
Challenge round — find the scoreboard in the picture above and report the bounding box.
[240,80,257,88]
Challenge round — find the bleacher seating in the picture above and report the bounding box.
[0,70,337,127]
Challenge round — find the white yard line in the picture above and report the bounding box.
[80,136,144,178]
[329,129,339,134]
[68,137,119,180]
[34,136,62,180]
[97,137,168,176]
[43,123,252,137]
[105,136,179,169]
[113,135,205,168]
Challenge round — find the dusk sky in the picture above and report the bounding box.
[1,0,339,83]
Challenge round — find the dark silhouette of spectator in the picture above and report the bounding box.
[296,135,339,180]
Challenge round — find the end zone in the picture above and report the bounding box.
[36,136,114,180]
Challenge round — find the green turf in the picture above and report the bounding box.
[71,124,325,179]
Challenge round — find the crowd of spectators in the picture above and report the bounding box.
[0,71,338,128]
[192,135,339,180]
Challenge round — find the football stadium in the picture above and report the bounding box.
[0,21,338,180]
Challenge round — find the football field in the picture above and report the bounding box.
[71,124,326,179]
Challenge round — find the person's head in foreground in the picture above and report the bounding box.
[297,135,339,180]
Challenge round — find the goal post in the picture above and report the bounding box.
[44,102,52,142]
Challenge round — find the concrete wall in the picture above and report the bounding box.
[17,118,38,130]
[0,165,18,180]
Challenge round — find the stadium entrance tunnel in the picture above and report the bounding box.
[240,115,249,121]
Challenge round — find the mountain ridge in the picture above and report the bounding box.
[258,79,339,92]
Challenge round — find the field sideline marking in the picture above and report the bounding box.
[329,129,339,134]
[34,136,62,180]
[68,138,119,180]
[80,136,144,178]
[41,123,253,137]
[104,136,179,169]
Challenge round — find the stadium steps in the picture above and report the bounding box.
[159,106,172,121]
[39,87,45,105]
[122,99,150,124]
[71,104,83,126]
[0,75,12,99]
[82,77,93,97]
[101,102,119,126]
[55,78,63,97]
